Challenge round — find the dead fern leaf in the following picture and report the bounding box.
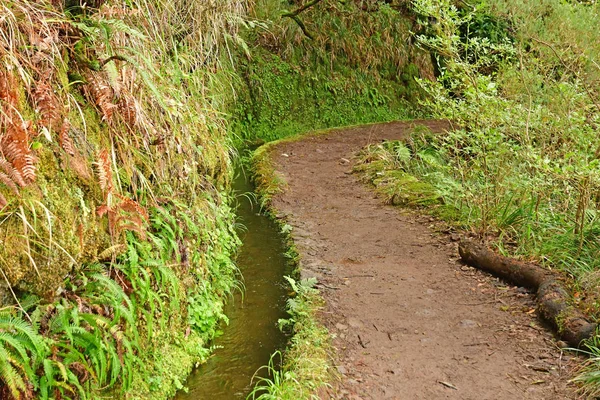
[20,153,37,184]
[84,71,117,122]
[0,158,26,188]
[2,116,37,184]
[58,118,75,155]
[0,70,18,106]
[97,194,148,240]
[0,172,20,195]
[33,73,62,131]
[97,244,127,261]
[0,70,37,193]
[117,93,140,127]
[94,149,113,195]
[114,192,149,220]
[0,193,6,209]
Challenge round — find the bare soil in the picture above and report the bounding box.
[268,121,580,400]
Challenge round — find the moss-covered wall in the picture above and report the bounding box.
[232,0,435,144]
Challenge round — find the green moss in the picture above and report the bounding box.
[231,50,421,146]
[129,331,209,400]
[0,2,243,398]
[0,132,111,297]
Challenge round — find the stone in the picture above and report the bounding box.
[459,319,478,328]
[348,317,364,328]
[336,323,348,331]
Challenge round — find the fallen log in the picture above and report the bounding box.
[459,239,597,348]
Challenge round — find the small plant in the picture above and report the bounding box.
[0,310,46,399]
[247,274,330,399]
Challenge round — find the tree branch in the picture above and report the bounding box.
[289,15,314,39]
[282,0,327,18]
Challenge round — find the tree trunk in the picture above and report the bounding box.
[459,239,597,348]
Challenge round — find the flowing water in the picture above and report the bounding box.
[174,169,291,399]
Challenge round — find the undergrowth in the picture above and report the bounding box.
[231,0,435,145]
[354,0,600,394]
[248,277,330,400]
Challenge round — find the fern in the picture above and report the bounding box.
[84,71,117,122]
[94,149,113,196]
[94,150,149,240]
[0,311,47,398]
[58,119,76,156]
[32,73,62,131]
[0,172,19,195]
[0,158,26,189]
[43,297,138,398]
[0,70,37,191]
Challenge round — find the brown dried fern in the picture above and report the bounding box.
[0,158,26,188]
[94,149,113,196]
[1,121,37,184]
[84,71,117,122]
[0,172,20,195]
[94,150,148,239]
[58,118,75,155]
[0,71,18,106]
[0,71,37,185]
[117,93,139,127]
[32,72,62,131]
[114,192,149,221]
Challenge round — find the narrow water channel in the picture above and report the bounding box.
[174,168,290,399]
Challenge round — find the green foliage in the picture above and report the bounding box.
[0,311,46,398]
[0,197,240,399]
[232,51,417,144]
[247,147,333,398]
[247,277,330,400]
[232,0,436,145]
[353,3,600,392]
[0,0,247,397]
[354,138,459,215]
[573,334,600,398]
[407,0,600,282]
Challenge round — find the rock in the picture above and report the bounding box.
[348,317,364,328]
[337,365,348,375]
[459,319,478,328]
[336,323,348,331]
[0,281,14,307]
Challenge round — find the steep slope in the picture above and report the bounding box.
[0,1,244,398]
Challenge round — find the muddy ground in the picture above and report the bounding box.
[268,121,580,399]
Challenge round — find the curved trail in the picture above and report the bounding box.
[268,121,577,399]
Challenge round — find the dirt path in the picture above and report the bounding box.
[268,121,579,400]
